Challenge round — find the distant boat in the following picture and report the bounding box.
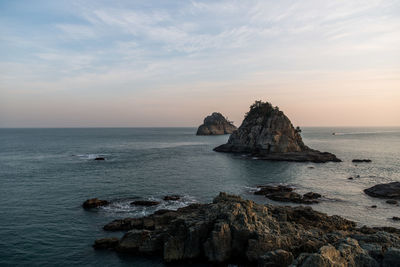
[332,133,336,135]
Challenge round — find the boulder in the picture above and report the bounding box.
[214,101,341,163]
[82,198,109,209]
[196,112,237,135]
[364,182,400,199]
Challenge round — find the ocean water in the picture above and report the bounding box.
[0,127,399,266]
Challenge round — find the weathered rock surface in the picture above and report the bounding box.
[214,101,341,163]
[82,198,109,209]
[94,193,400,266]
[196,112,237,135]
[255,185,322,204]
[364,182,400,199]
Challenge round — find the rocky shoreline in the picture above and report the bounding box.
[92,193,400,266]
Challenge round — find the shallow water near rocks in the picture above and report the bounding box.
[0,127,399,266]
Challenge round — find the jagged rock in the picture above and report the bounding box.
[352,159,372,163]
[131,200,160,206]
[93,237,119,249]
[93,193,400,265]
[386,200,398,205]
[196,112,237,135]
[82,198,109,209]
[214,101,341,163]
[364,182,400,199]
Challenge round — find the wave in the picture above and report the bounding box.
[100,195,198,217]
[74,154,108,160]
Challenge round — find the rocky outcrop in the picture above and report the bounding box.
[214,101,340,163]
[364,182,400,199]
[93,193,400,266]
[82,198,109,209]
[196,112,237,135]
[255,185,322,204]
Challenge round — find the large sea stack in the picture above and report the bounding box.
[214,101,340,163]
[196,112,237,135]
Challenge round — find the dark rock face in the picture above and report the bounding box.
[82,198,109,209]
[131,200,160,207]
[214,101,340,163]
[196,112,237,135]
[255,185,322,204]
[352,159,372,163]
[94,193,400,266]
[364,182,400,199]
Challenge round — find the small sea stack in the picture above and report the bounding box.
[214,101,341,163]
[196,112,237,135]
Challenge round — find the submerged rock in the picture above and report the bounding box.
[93,193,400,265]
[364,182,400,199]
[196,112,237,135]
[82,198,109,209]
[214,101,340,163]
[163,195,180,201]
[352,159,372,163]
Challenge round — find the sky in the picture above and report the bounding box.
[0,0,399,127]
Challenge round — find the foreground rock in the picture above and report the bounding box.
[196,112,237,135]
[214,101,341,163]
[364,182,400,199]
[255,185,321,204]
[94,193,400,266]
[82,198,109,209]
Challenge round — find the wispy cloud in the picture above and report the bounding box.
[0,0,399,126]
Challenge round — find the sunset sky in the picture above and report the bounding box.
[1,0,399,127]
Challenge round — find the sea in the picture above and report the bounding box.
[0,127,399,266]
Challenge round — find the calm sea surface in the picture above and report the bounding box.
[0,127,399,266]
